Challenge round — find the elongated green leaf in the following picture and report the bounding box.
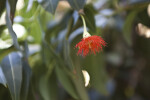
[8,0,18,20]
[67,0,86,10]
[123,11,138,45]
[1,52,22,100]
[38,0,59,14]
[55,66,78,99]
[20,58,32,100]
[84,4,96,33]
[63,40,74,70]
[0,66,7,87]
[6,1,21,51]
[39,72,58,100]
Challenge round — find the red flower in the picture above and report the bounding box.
[75,35,106,56]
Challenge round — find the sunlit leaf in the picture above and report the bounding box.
[28,18,42,43]
[67,0,86,10]
[1,52,22,100]
[0,25,7,36]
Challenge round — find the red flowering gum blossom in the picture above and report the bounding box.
[75,35,106,56]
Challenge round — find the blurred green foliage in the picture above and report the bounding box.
[0,0,150,100]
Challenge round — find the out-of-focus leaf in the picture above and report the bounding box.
[39,72,58,100]
[83,54,108,95]
[1,52,22,100]
[0,66,7,87]
[64,38,89,100]
[8,0,18,20]
[63,40,74,70]
[67,0,86,11]
[20,58,32,100]
[63,39,89,100]
[38,0,59,14]
[127,0,150,6]
[72,65,89,100]
[26,0,34,12]
[123,11,138,45]
[41,42,54,68]
[17,1,38,19]
[55,66,78,99]
[72,11,79,25]
[68,27,83,43]
[0,0,6,17]
[0,25,7,36]
[39,8,53,30]
[137,9,150,27]
[84,4,97,33]
[45,10,73,41]
[28,18,42,43]
[21,42,32,100]
[22,41,29,58]
[0,46,16,61]
[6,1,21,51]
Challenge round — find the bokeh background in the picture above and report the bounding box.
[0,0,150,100]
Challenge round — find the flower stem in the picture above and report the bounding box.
[80,15,87,32]
[80,15,91,38]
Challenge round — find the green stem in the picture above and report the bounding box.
[80,15,87,33]
[80,15,91,38]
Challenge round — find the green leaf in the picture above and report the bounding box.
[83,54,108,95]
[20,58,32,100]
[84,4,97,33]
[38,0,59,14]
[63,40,89,100]
[67,0,86,11]
[63,40,73,69]
[123,11,138,45]
[8,0,18,19]
[0,25,7,36]
[0,46,16,61]
[45,10,73,42]
[39,72,58,100]
[55,66,79,99]
[0,66,7,87]
[28,18,42,43]
[72,64,89,100]
[6,1,21,51]
[1,52,22,100]
[17,1,39,19]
